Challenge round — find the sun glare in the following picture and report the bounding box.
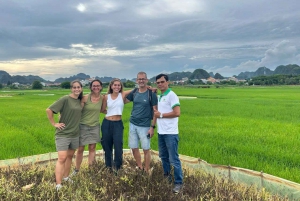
[77,3,86,12]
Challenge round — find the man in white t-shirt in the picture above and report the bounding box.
[153,73,183,194]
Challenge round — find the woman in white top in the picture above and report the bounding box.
[100,78,131,171]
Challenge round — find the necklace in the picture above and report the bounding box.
[91,94,100,103]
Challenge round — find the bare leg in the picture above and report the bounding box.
[143,149,151,172]
[132,148,143,169]
[75,146,85,170]
[55,150,68,184]
[63,149,76,178]
[88,144,96,165]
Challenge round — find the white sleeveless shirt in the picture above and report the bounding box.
[105,93,124,117]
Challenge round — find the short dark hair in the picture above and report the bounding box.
[156,73,169,81]
[137,72,147,79]
[90,79,103,88]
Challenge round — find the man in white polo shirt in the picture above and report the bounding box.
[153,73,183,194]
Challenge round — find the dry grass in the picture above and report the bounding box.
[0,157,290,201]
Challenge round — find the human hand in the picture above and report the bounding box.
[147,86,157,93]
[147,128,154,138]
[153,108,160,118]
[54,123,65,130]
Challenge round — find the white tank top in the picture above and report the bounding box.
[106,93,124,117]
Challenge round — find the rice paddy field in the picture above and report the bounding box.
[1,85,300,184]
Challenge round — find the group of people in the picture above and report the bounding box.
[46,72,183,193]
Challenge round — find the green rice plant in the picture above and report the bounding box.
[1,86,300,184]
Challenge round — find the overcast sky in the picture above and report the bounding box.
[0,0,299,81]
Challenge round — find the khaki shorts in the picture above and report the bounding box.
[55,136,79,151]
[79,124,101,146]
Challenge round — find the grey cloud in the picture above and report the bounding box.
[1,0,300,79]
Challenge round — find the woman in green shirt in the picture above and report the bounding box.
[46,80,83,190]
[73,79,105,174]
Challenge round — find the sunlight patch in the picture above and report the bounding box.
[178,96,197,99]
[0,95,12,97]
[34,94,55,96]
[77,3,86,12]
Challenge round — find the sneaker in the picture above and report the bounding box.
[172,184,183,194]
[164,174,172,184]
[147,167,154,176]
[63,177,73,183]
[135,166,144,171]
[70,169,79,177]
[56,184,62,191]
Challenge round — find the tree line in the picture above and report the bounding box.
[3,74,300,90]
[248,74,300,85]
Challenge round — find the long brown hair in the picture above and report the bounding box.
[70,80,83,100]
[107,78,124,94]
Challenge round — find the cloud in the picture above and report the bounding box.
[135,0,206,17]
[1,0,300,80]
[170,55,186,59]
[0,58,88,80]
[212,40,300,76]
[261,40,298,66]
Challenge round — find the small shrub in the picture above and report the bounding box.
[0,158,289,201]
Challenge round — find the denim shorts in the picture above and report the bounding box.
[55,136,79,151]
[128,122,150,150]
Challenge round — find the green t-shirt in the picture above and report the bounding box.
[48,95,82,138]
[80,94,102,126]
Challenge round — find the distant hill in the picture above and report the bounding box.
[54,73,126,83]
[237,64,300,79]
[95,76,126,83]
[1,64,300,84]
[190,69,210,79]
[273,64,300,75]
[54,73,90,83]
[0,70,46,84]
[214,73,224,79]
[149,71,192,81]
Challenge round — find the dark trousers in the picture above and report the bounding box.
[101,118,124,170]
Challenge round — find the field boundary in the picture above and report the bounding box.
[0,149,299,199]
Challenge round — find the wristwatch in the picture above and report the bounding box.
[160,113,163,118]
[151,125,156,129]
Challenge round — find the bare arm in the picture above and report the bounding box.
[148,105,158,138]
[147,86,157,93]
[100,95,107,114]
[46,108,65,130]
[81,94,88,108]
[151,105,158,125]
[123,89,133,104]
[123,89,133,97]
[153,106,180,118]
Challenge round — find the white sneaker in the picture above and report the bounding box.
[70,169,79,177]
[56,184,62,191]
[63,177,74,183]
